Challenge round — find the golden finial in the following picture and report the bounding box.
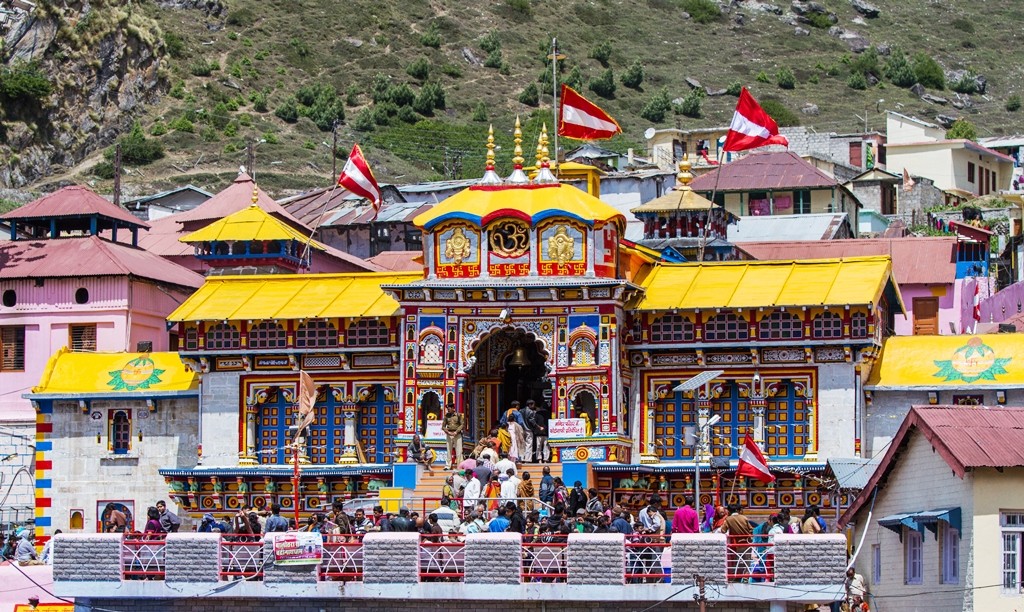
[512,116,524,169]
[535,129,545,168]
[540,124,551,167]
[480,124,503,185]
[675,154,693,190]
[486,125,496,171]
[251,184,259,204]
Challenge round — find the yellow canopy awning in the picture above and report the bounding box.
[180,204,325,249]
[633,255,903,312]
[412,183,624,230]
[32,348,198,396]
[167,272,422,322]
[866,334,1024,389]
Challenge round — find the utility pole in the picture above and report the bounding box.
[547,38,566,173]
[113,143,122,208]
[693,573,707,612]
[332,121,339,179]
[247,140,256,179]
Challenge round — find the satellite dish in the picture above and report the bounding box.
[643,127,656,140]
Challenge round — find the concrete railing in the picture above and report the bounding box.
[52,532,847,606]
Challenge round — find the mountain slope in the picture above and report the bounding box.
[3,0,1023,197]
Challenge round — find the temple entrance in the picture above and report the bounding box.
[571,390,597,436]
[466,328,551,438]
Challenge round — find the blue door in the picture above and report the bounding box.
[359,385,399,463]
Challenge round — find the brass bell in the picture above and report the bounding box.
[508,347,530,367]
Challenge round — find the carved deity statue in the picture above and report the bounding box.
[547,225,575,264]
[444,227,472,265]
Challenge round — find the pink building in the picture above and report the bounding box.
[0,186,204,423]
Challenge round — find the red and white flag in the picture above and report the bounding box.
[736,433,775,483]
[338,144,382,218]
[558,84,622,140]
[723,87,789,152]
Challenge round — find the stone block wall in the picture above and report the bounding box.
[53,533,123,582]
[671,533,727,585]
[567,533,624,585]
[363,532,419,584]
[165,533,220,583]
[464,532,521,584]
[773,534,847,585]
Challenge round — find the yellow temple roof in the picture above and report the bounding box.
[634,255,903,312]
[32,348,198,396]
[179,204,325,249]
[167,272,421,322]
[412,183,624,231]
[866,334,1024,389]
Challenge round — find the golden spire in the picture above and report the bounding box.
[675,154,693,191]
[251,184,260,204]
[486,125,496,171]
[479,124,503,185]
[533,123,558,184]
[512,117,524,169]
[506,117,530,185]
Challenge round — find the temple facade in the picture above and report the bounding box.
[146,123,903,522]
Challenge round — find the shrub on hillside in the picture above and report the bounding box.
[480,32,501,54]
[590,41,613,67]
[588,69,616,99]
[163,32,186,58]
[913,53,945,89]
[565,65,584,91]
[675,88,705,118]
[414,82,446,115]
[0,61,52,104]
[849,47,880,80]
[472,101,488,122]
[776,67,796,89]
[518,83,540,106]
[726,81,742,96]
[420,23,442,48]
[406,58,430,81]
[621,60,644,90]
[945,118,977,140]
[110,121,165,165]
[760,99,800,127]
[847,72,867,90]
[387,83,417,108]
[681,0,720,24]
[951,72,978,94]
[884,49,916,87]
[484,50,503,69]
[1007,94,1022,112]
[640,88,672,123]
[274,97,299,122]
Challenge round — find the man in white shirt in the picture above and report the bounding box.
[500,469,520,503]
[462,474,482,514]
[495,455,516,477]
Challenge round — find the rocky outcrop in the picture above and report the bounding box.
[850,0,880,18]
[0,5,165,188]
[154,0,226,17]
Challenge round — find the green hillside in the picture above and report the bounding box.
[7,0,1024,196]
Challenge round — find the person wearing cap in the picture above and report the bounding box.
[16,529,42,566]
[199,513,230,533]
[441,403,465,469]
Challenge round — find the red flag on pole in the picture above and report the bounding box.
[558,84,622,140]
[736,433,776,483]
[338,144,382,218]
[723,88,789,152]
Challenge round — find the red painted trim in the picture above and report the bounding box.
[469,184,560,192]
[37,460,52,470]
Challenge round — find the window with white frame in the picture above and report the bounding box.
[1002,511,1024,593]
[872,544,881,585]
[905,529,923,585]
[941,522,959,584]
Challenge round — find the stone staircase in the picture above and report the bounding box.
[411,462,563,503]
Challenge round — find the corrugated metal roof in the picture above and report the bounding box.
[690,151,840,192]
[366,250,423,272]
[167,272,422,322]
[737,237,957,285]
[730,213,851,242]
[633,255,899,311]
[826,457,879,490]
[0,235,204,288]
[136,215,195,257]
[173,172,308,229]
[840,405,1024,527]
[1,185,149,228]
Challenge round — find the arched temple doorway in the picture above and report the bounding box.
[466,328,551,439]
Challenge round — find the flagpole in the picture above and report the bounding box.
[697,149,726,262]
[548,37,565,177]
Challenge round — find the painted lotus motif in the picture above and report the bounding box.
[933,337,1011,383]
[107,355,166,391]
